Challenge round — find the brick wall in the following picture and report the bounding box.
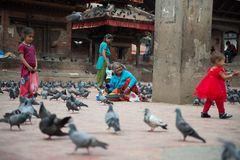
[0,10,71,56]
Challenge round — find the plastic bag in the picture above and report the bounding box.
[129,92,140,102]
[29,72,39,95]
[106,68,113,79]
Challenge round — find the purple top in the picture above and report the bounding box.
[18,42,36,77]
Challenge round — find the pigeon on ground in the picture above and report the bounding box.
[39,114,71,139]
[144,108,167,131]
[219,139,240,160]
[18,98,40,122]
[105,105,120,133]
[9,88,17,100]
[193,97,204,106]
[31,97,40,105]
[39,102,51,119]
[81,91,90,98]
[66,100,79,112]
[0,112,30,130]
[3,109,21,118]
[0,87,3,94]
[41,90,48,99]
[98,92,113,105]
[74,99,88,108]
[60,94,69,101]
[70,95,88,108]
[175,108,206,143]
[50,92,62,101]
[68,123,108,153]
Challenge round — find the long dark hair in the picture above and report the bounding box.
[21,27,34,42]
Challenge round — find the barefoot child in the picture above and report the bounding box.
[18,27,38,98]
[195,53,239,119]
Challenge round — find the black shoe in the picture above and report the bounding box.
[201,112,211,118]
[219,113,232,119]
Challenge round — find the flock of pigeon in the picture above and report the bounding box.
[0,80,239,159]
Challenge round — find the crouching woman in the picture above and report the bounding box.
[105,62,139,101]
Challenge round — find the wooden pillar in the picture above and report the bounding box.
[92,41,96,65]
[1,9,8,51]
[136,42,140,67]
[88,39,92,63]
[94,42,99,65]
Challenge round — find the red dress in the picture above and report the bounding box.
[195,66,227,100]
[18,42,36,97]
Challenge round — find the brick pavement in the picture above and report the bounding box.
[0,88,239,160]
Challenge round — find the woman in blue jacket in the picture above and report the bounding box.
[96,34,113,88]
[106,62,139,101]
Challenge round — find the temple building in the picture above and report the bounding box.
[71,0,154,66]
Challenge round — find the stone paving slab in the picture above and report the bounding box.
[0,88,239,160]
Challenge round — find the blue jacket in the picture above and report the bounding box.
[96,42,111,70]
[108,69,137,92]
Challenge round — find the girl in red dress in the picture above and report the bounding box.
[18,27,38,98]
[195,53,239,119]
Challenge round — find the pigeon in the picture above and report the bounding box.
[105,105,120,133]
[3,109,21,118]
[74,99,88,108]
[39,102,51,119]
[60,94,69,101]
[41,90,48,99]
[81,91,90,98]
[70,95,88,108]
[193,97,204,106]
[18,98,40,122]
[98,92,113,105]
[220,139,240,160]
[39,114,71,139]
[66,11,82,21]
[9,88,17,100]
[144,108,167,131]
[66,100,79,112]
[175,108,206,143]
[0,112,30,130]
[50,92,61,101]
[31,97,40,105]
[0,87,3,94]
[68,123,108,153]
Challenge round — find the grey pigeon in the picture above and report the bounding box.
[18,98,39,122]
[39,114,71,139]
[41,90,48,99]
[61,94,68,101]
[81,91,90,98]
[9,87,17,100]
[0,112,30,130]
[98,92,113,105]
[144,108,167,131]
[66,99,79,112]
[68,123,108,153]
[220,139,240,160]
[66,11,82,21]
[39,102,51,119]
[70,96,88,108]
[3,109,21,118]
[175,108,206,143]
[50,92,61,101]
[105,105,120,133]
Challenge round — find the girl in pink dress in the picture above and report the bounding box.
[195,53,239,119]
[18,27,38,98]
